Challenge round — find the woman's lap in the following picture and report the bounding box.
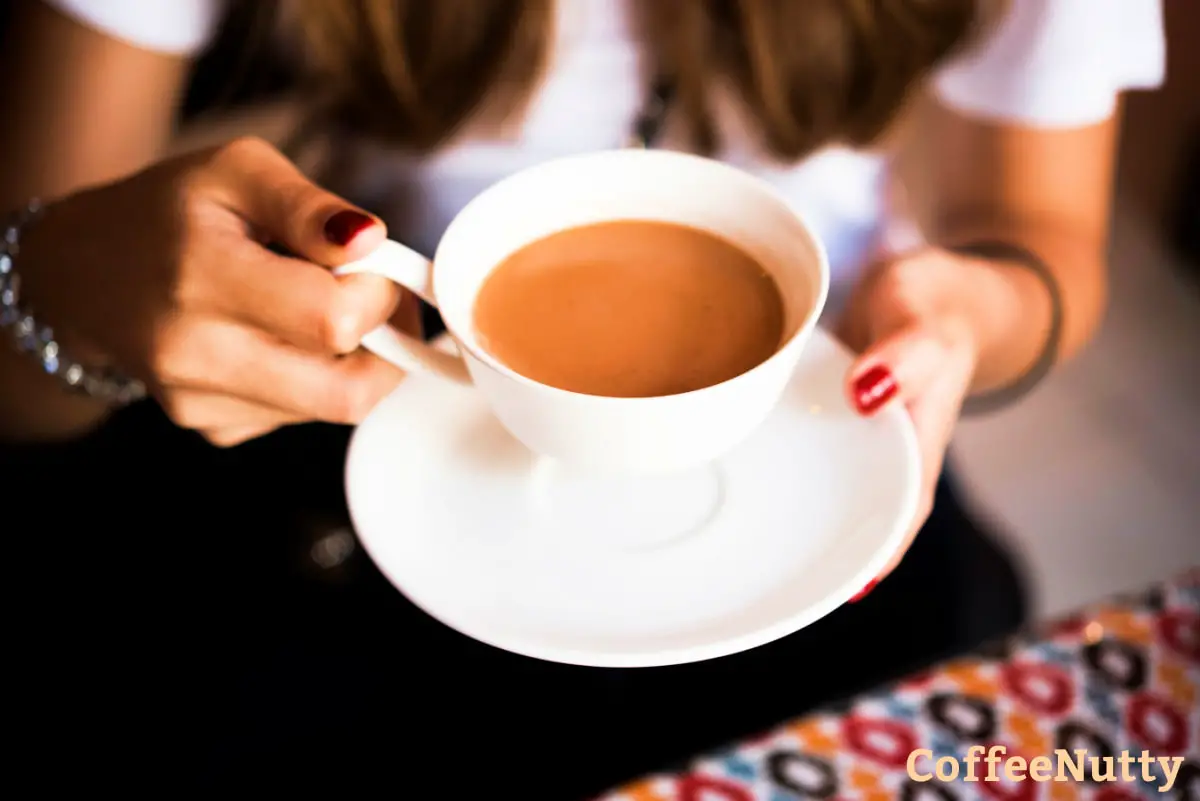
[10,403,1027,796]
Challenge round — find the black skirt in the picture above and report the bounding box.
[5,397,1027,797]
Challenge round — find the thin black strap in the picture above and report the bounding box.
[629,78,676,149]
[951,241,1065,415]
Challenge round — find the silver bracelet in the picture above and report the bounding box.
[952,240,1064,415]
[1,200,146,404]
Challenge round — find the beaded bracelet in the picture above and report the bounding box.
[1,200,146,404]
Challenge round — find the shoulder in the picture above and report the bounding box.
[932,0,1166,126]
[40,0,226,55]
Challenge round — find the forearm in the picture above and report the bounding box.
[904,96,1117,398]
[0,3,186,205]
[0,0,188,441]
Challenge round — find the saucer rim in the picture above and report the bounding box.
[345,329,921,668]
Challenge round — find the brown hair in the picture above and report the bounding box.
[248,0,992,160]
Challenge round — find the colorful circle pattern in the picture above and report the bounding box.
[602,572,1198,801]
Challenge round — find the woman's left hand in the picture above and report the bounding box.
[837,246,1005,595]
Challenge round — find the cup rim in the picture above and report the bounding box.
[431,148,831,403]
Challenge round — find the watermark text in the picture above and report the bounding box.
[906,746,1186,793]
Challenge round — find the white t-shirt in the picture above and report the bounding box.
[45,0,1165,310]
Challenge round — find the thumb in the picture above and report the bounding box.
[847,326,949,416]
[209,137,387,264]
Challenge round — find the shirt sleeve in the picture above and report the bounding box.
[932,0,1166,127]
[42,0,226,56]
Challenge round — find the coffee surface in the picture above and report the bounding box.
[472,220,785,397]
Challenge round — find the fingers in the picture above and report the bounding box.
[389,289,425,339]
[210,242,402,354]
[203,425,293,449]
[136,138,419,446]
[159,320,406,424]
[206,137,386,265]
[836,253,987,600]
[846,323,974,416]
[165,315,416,445]
[843,325,977,599]
[192,138,408,354]
[161,390,302,433]
[239,344,405,424]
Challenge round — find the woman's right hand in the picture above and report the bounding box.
[12,136,421,445]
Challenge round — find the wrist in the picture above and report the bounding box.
[0,201,125,441]
[0,346,113,441]
[954,252,1054,395]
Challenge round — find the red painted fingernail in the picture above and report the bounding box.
[852,365,898,415]
[850,579,879,603]
[324,210,374,246]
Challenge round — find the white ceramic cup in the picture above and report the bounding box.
[334,149,829,475]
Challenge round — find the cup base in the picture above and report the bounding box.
[529,457,725,553]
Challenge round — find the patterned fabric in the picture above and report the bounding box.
[601,571,1199,801]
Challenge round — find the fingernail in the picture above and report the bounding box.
[852,365,898,415]
[850,579,879,603]
[324,210,375,246]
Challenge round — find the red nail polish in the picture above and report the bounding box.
[324,210,374,246]
[850,579,879,603]
[852,365,898,415]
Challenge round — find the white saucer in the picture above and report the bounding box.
[345,328,920,667]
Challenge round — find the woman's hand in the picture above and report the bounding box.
[837,246,1023,595]
[13,136,421,445]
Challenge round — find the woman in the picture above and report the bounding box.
[0,0,1164,795]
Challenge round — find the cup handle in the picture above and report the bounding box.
[333,240,471,384]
